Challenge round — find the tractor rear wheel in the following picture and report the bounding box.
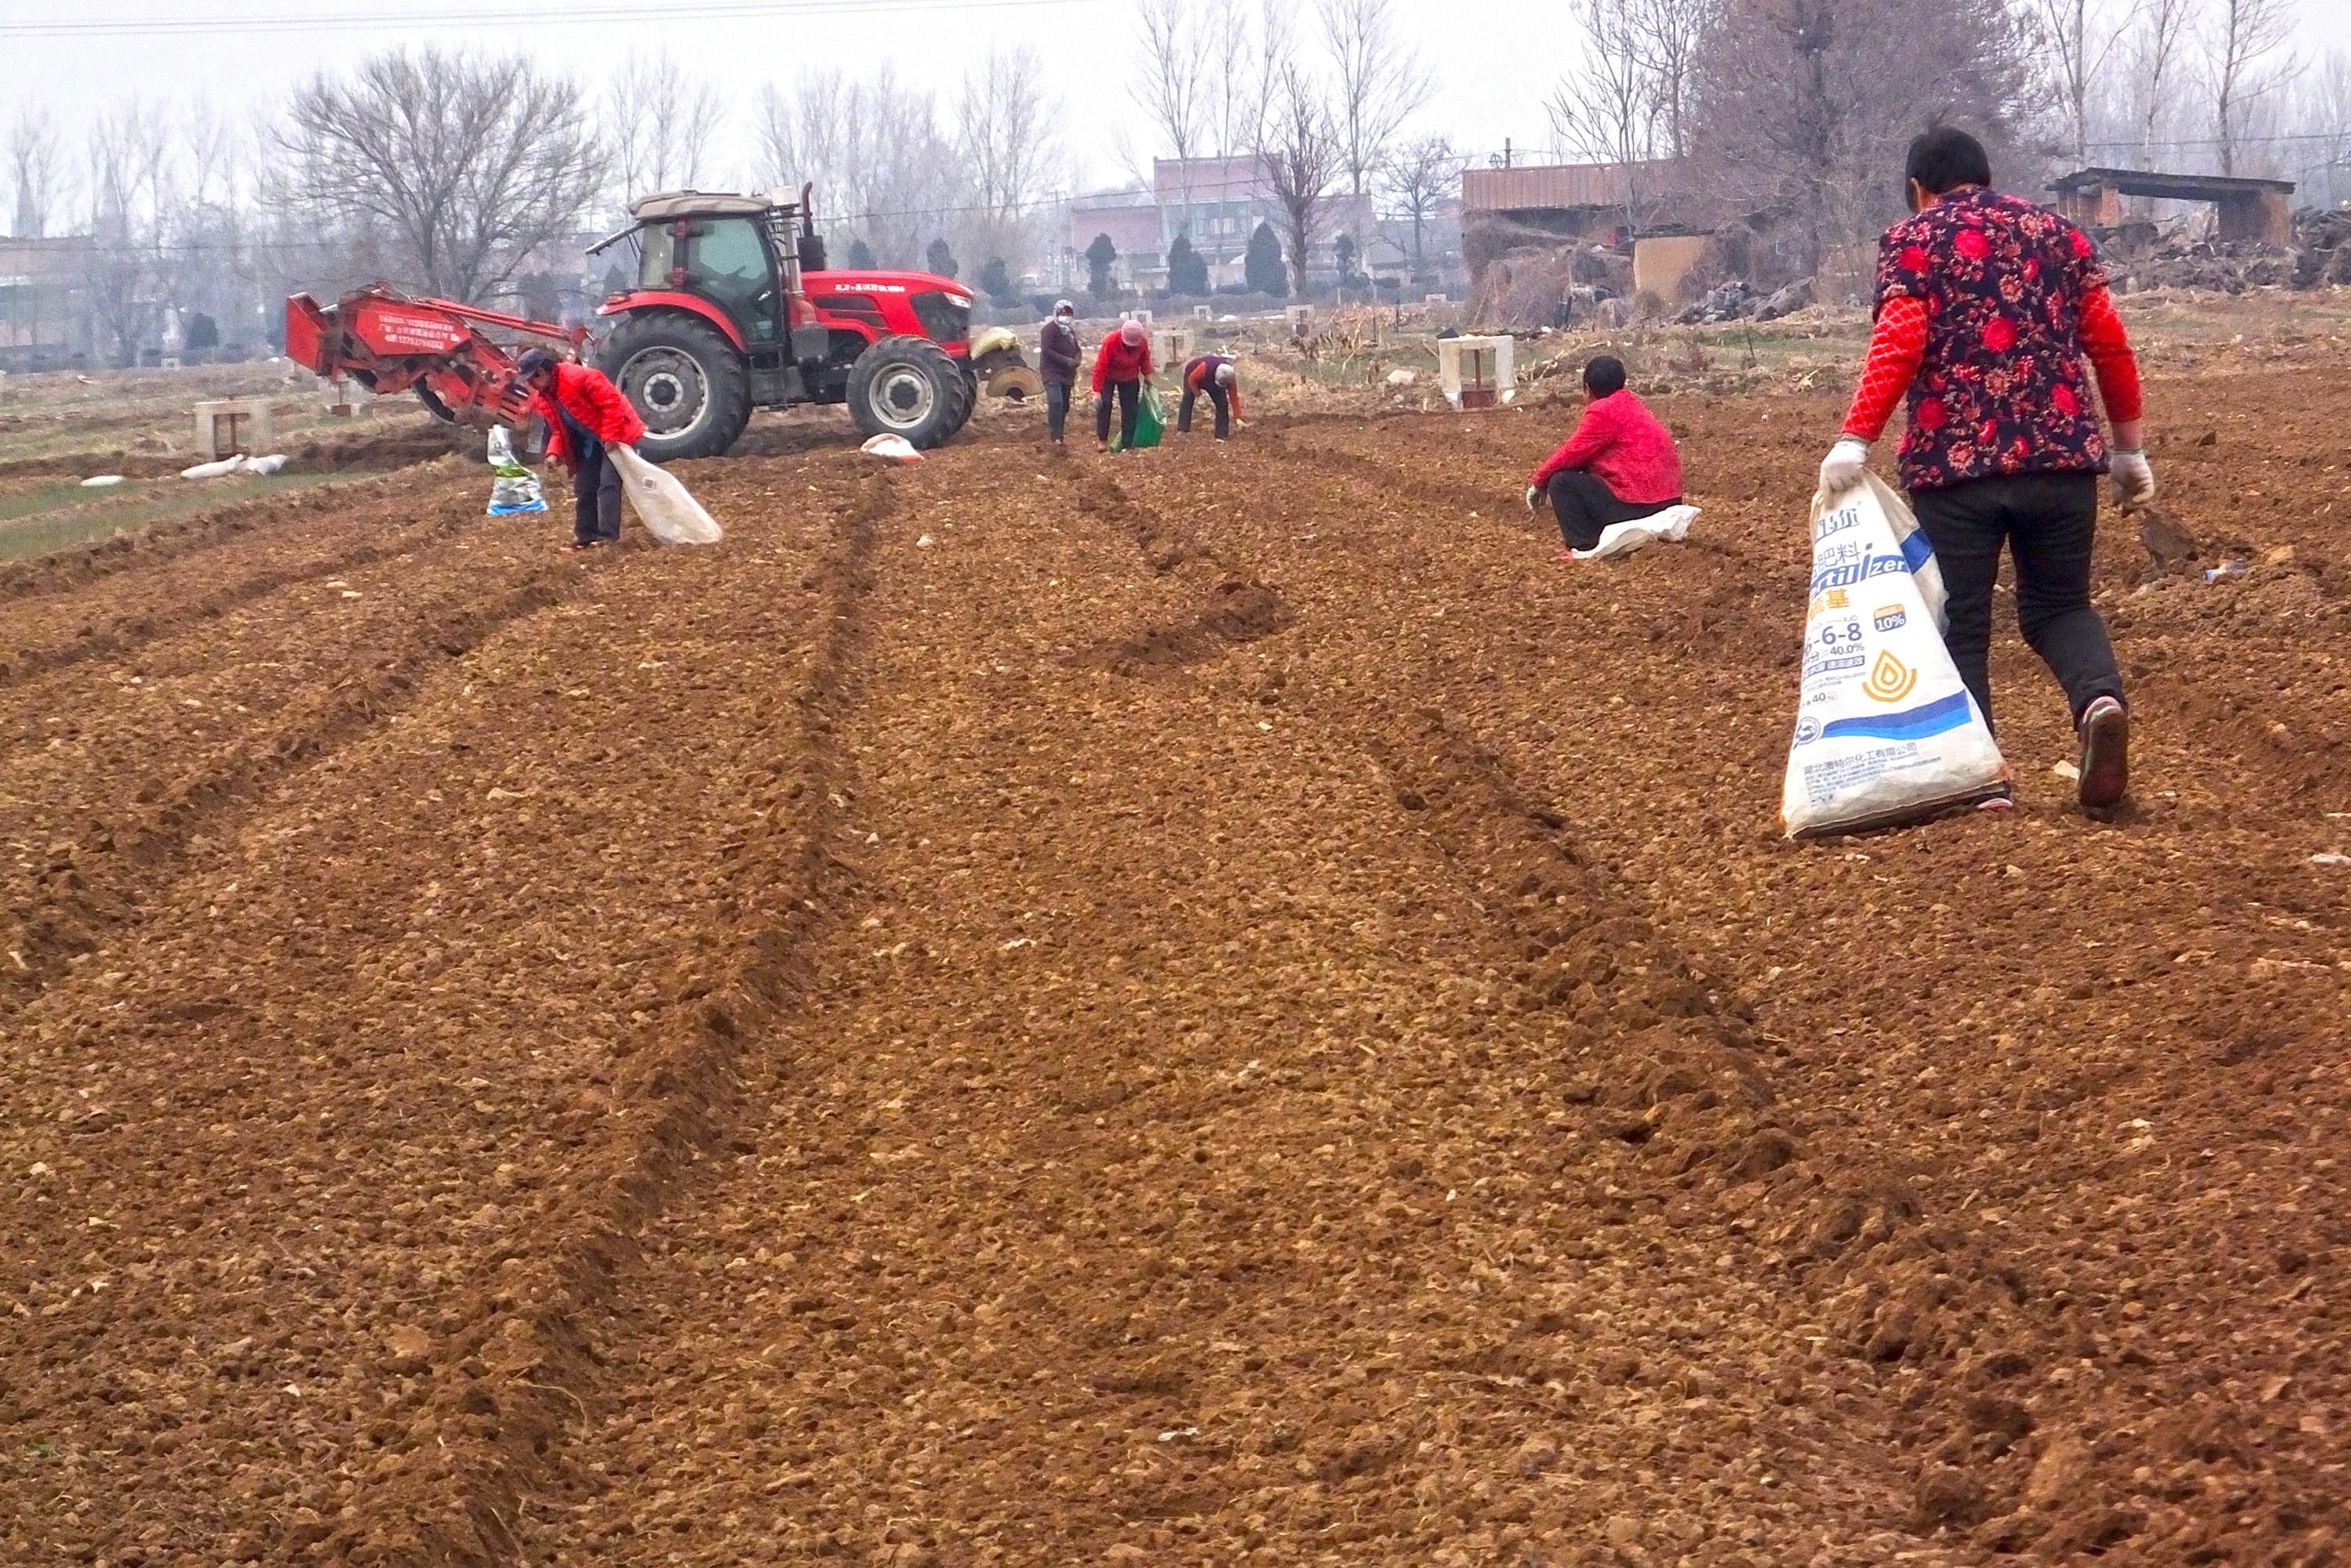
[597,312,751,461]
[847,335,966,450]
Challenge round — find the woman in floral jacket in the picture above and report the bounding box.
[1819,128,2154,814]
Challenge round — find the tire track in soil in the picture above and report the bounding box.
[1088,443,2335,1558]
[328,471,887,1568]
[515,449,1950,1566]
[0,474,486,693]
[2,565,575,1010]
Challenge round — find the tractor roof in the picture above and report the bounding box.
[629,190,782,222]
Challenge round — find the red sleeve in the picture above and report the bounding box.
[1841,294,1929,442]
[1531,399,1616,487]
[1092,337,1112,394]
[1140,344,1154,379]
[586,371,645,446]
[2077,286,2142,424]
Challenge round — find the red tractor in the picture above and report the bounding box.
[286,188,1035,459]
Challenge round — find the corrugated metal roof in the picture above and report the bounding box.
[1463,163,1668,212]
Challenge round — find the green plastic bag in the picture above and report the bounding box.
[1114,381,1166,451]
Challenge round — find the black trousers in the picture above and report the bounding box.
[1546,470,1677,551]
[1177,382,1230,438]
[570,433,622,544]
[1045,380,1073,443]
[1095,378,1139,446]
[1909,472,2122,732]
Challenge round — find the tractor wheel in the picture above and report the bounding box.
[596,312,751,461]
[847,335,965,450]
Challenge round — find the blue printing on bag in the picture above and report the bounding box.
[1819,689,1973,742]
[1896,526,1933,573]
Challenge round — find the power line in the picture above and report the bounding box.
[0,0,1099,38]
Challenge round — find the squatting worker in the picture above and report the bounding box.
[518,348,647,551]
[1818,127,2153,814]
[1039,300,1083,446]
[1092,319,1154,452]
[1176,353,1244,439]
[1522,354,1684,560]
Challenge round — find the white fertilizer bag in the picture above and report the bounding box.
[860,433,922,462]
[1782,474,2008,837]
[610,444,722,545]
[246,453,289,476]
[180,454,248,479]
[1573,504,1700,561]
[80,475,126,488]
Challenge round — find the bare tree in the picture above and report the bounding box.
[85,104,175,364]
[1550,0,1658,233]
[956,45,1064,273]
[605,53,724,209]
[1629,0,1717,160]
[2210,0,2297,175]
[1205,2,1262,157]
[1687,0,2042,273]
[1316,0,1433,197]
[2124,0,2196,168]
[1258,58,1344,294]
[2294,49,2351,170]
[6,107,67,239]
[2031,0,2126,165]
[277,49,607,303]
[756,65,963,267]
[1381,133,1459,275]
[1134,0,1210,222]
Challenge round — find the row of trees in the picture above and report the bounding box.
[1545,0,2350,273]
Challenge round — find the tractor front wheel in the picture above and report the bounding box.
[847,335,967,450]
[597,312,751,461]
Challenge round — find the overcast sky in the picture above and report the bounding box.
[3,0,2342,201]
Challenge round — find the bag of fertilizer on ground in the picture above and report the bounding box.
[610,443,722,544]
[1114,382,1167,452]
[1573,503,1701,561]
[1781,472,2008,837]
[486,427,545,515]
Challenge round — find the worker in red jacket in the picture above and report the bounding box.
[1818,128,2151,813]
[518,348,647,550]
[1092,320,1154,452]
[1176,353,1244,439]
[1523,355,1684,559]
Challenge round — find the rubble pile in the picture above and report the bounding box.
[2107,208,2351,293]
[1674,277,1814,325]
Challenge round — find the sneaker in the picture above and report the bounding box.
[1975,786,2015,812]
[2077,696,2129,811]
[1551,547,1580,563]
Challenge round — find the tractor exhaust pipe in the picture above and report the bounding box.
[798,182,828,273]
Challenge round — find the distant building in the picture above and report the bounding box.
[1066,160,1380,292]
[1460,160,1685,284]
[0,236,95,370]
[1067,188,1166,288]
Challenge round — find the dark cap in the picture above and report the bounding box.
[515,347,559,378]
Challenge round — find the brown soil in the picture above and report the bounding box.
[0,359,2345,1568]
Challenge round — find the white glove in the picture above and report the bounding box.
[2109,448,2154,509]
[1525,484,1544,513]
[1818,437,1870,496]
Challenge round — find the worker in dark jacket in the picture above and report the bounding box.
[518,348,647,550]
[1039,300,1082,446]
[1523,355,1684,558]
[1092,320,1154,452]
[1176,353,1243,439]
[1820,128,2151,812]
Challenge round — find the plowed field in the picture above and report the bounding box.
[2,364,2346,1568]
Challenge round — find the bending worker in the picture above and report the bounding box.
[1818,127,2152,814]
[1039,299,1082,446]
[518,347,645,551]
[1092,320,1154,452]
[1523,354,1684,559]
[1176,352,1244,439]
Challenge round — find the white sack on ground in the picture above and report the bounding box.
[1571,504,1699,561]
[611,445,722,544]
[246,454,289,475]
[80,475,126,488]
[1781,473,2008,837]
[180,454,247,479]
[860,434,922,462]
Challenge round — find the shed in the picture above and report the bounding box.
[2049,168,2296,246]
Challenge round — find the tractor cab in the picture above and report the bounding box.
[587,189,1019,461]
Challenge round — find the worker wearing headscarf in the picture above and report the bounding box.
[1092,319,1154,452]
[1176,354,1244,439]
[1039,300,1083,446]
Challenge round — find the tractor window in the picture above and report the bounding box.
[637,227,678,290]
[685,218,779,341]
